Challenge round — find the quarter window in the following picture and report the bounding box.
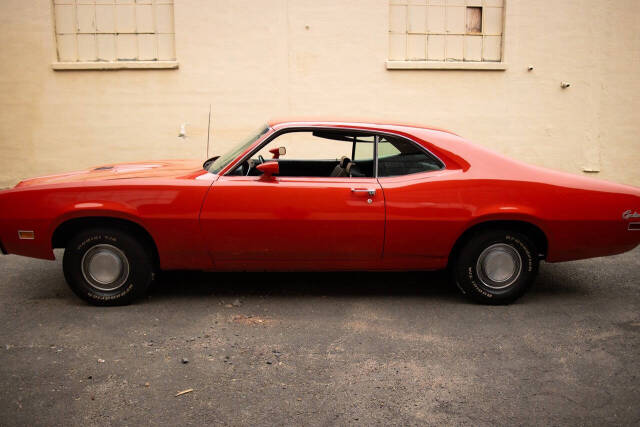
[377,136,443,177]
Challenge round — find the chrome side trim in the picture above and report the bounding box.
[629,223,640,231]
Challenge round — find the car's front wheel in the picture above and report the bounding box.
[452,229,539,304]
[63,228,153,306]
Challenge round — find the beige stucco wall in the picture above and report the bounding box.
[0,0,639,188]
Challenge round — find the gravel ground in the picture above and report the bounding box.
[0,248,639,426]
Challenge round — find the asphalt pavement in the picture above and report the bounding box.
[0,248,639,426]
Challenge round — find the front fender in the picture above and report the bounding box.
[0,190,148,260]
[49,203,148,242]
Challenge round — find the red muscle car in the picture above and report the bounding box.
[0,121,638,305]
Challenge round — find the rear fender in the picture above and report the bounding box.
[448,208,550,261]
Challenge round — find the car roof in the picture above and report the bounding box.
[267,119,459,137]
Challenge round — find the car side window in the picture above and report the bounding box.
[353,135,374,162]
[377,136,444,177]
[229,130,376,178]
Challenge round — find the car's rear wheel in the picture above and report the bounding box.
[63,228,153,306]
[452,229,539,304]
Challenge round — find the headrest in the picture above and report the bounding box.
[345,162,354,174]
[339,156,351,168]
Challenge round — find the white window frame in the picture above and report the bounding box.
[50,0,178,71]
[386,0,507,71]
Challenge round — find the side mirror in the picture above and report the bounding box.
[269,146,286,159]
[256,161,279,178]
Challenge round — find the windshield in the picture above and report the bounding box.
[207,125,270,174]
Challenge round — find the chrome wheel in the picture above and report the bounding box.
[81,244,130,292]
[476,243,522,290]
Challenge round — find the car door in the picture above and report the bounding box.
[199,129,385,268]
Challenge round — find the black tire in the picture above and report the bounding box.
[452,229,539,305]
[63,228,154,306]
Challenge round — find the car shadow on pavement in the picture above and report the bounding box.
[149,269,459,300]
[0,252,584,305]
[529,265,589,298]
[147,263,585,304]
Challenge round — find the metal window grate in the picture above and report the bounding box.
[388,0,505,63]
[52,0,176,63]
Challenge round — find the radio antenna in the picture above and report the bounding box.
[206,104,212,158]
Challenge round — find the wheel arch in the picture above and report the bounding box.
[448,220,548,268]
[51,216,160,267]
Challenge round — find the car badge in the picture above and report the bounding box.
[622,210,640,220]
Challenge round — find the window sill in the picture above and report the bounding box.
[51,61,179,71]
[385,61,507,71]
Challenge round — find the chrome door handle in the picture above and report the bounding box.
[351,188,376,196]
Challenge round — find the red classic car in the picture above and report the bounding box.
[1,121,639,306]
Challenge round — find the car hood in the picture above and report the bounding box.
[15,159,206,188]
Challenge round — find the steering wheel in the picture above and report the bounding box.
[244,155,266,176]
